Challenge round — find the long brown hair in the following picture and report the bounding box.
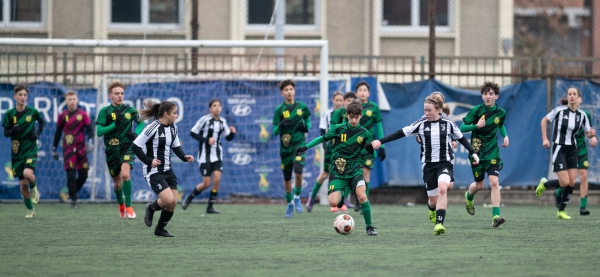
[139,99,177,121]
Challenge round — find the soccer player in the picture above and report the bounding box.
[372,95,479,235]
[460,82,509,228]
[354,81,385,211]
[306,91,344,213]
[537,87,595,220]
[52,90,94,208]
[296,102,378,235]
[2,84,44,218]
[273,79,311,218]
[132,100,194,237]
[96,81,145,219]
[182,99,236,214]
[536,93,597,216]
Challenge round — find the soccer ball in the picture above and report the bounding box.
[333,214,354,235]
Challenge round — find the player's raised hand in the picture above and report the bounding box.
[371,140,382,150]
[471,153,480,165]
[151,159,161,168]
[476,115,486,129]
[542,139,550,149]
[229,126,236,133]
[208,137,216,145]
[502,136,509,148]
[184,155,194,162]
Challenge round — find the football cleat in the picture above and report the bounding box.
[293,198,302,213]
[465,192,475,215]
[366,226,378,236]
[70,201,79,208]
[306,196,315,212]
[343,198,355,209]
[340,204,348,211]
[154,228,174,237]
[285,203,294,218]
[25,208,35,218]
[144,203,154,227]
[126,207,136,219]
[492,215,505,228]
[429,210,436,223]
[433,223,446,235]
[330,206,338,212]
[535,178,547,197]
[206,207,220,214]
[557,211,571,220]
[580,209,590,216]
[181,194,193,210]
[30,186,39,204]
[119,204,126,219]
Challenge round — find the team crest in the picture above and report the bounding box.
[441,124,446,131]
[335,158,347,172]
[366,110,372,117]
[491,159,497,165]
[76,115,83,121]
[282,134,291,147]
[494,117,500,124]
[26,159,32,164]
[65,134,74,145]
[123,155,130,161]
[125,113,131,120]
[365,159,372,166]
[12,140,19,154]
[281,164,285,169]
[576,115,580,122]
[296,109,303,116]
[295,156,302,161]
[25,115,32,122]
[475,172,479,178]
[357,136,363,144]
[584,161,589,167]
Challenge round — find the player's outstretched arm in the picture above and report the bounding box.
[173,146,193,162]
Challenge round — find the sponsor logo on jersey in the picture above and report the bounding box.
[65,134,74,145]
[442,169,449,173]
[109,138,119,146]
[424,127,430,131]
[232,153,252,166]
[335,157,347,172]
[12,140,19,154]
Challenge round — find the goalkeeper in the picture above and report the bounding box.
[52,90,94,208]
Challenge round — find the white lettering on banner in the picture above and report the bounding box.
[227,95,256,105]
[232,153,252,165]
[34,97,52,123]
[0,97,14,120]
[455,157,471,166]
[229,143,256,166]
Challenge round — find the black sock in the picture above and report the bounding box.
[435,209,446,225]
[75,169,88,192]
[544,179,560,188]
[155,210,174,230]
[66,170,77,201]
[559,186,574,211]
[191,187,204,198]
[428,204,436,211]
[208,190,218,208]
[149,200,163,211]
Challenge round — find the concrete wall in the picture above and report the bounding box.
[459,0,499,56]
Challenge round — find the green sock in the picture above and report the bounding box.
[23,198,33,209]
[294,186,302,196]
[285,192,293,203]
[29,181,36,189]
[492,207,501,217]
[360,200,373,227]
[466,191,474,201]
[581,196,588,209]
[310,181,322,199]
[114,187,124,205]
[556,187,564,198]
[123,179,132,207]
[365,182,370,197]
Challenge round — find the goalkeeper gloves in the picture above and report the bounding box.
[378,148,386,161]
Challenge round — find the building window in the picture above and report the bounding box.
[110,0,182,29]
[247,0,318,31]
[382,0,452,32]
[0,0,45,27]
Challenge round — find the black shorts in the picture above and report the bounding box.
[422,162,453,196]
[145,170,178,195]
[552,144,578,172]
[199,161,222,177]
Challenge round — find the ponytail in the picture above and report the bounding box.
[139,99,177,121]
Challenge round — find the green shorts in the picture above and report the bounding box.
[105,143,135,177]
[328,175,365,195]
[12,155,36,180]
[470,158,503,182]
[281,151,305,181]
[578,153,588,169]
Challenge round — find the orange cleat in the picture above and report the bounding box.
[126,206,136,219]
[330,206,338,212]
[119,204,126,219]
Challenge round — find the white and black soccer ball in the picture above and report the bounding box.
[333,214,355,235]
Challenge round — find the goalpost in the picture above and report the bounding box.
[0,38,335,203]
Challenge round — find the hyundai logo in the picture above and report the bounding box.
[232,153,252,166]
[133,190,157,201]
[232,104,252,117]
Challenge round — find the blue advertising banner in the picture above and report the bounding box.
[379,79,549,187]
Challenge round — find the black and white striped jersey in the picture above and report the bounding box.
[133,120,181,177]
[190,114,232,164]
[319,108,335,131]
[402,117,463,163]
[546,106,591,146]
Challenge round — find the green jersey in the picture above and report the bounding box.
[2,106,43,158]
[576,109,592,156]
[330,107,347,126]
[272,101,311,154]
[359,101,382,140]
[462,103,506,161]
[323,122,372,179]
[96,104,141,148]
